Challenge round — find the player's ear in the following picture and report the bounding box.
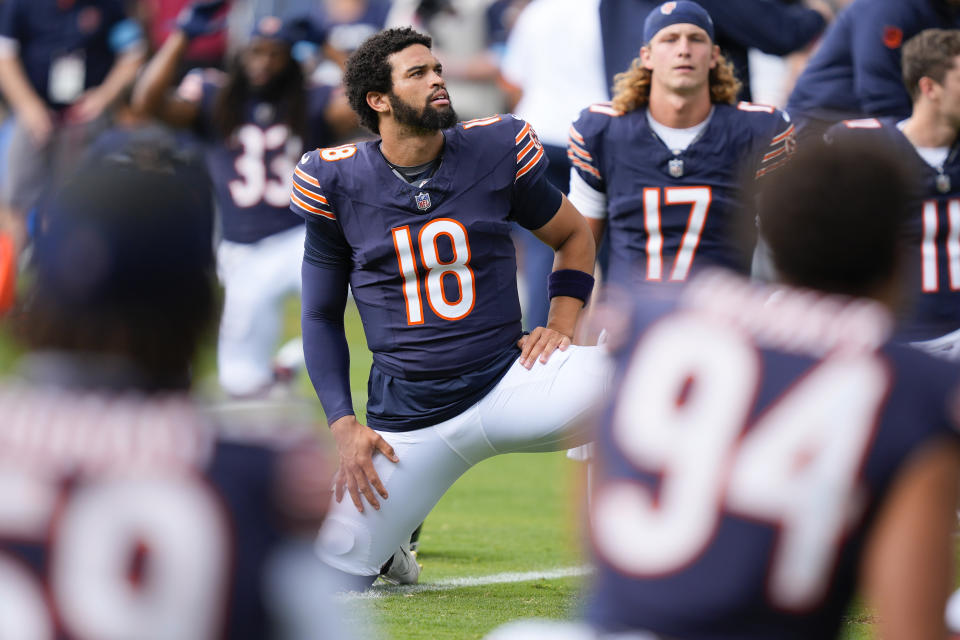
[366,91,389,115]
[710,44,720,69]
[640,46,653,71]
[917,75,938,101]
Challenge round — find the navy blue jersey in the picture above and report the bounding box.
[788,0,960,126]
[0,0,142,109]
[0,385,332,639]
[586,270,960,639]
[291,115,559,430]
[825,118,960,341]
[178,69,337,244]
[570,102,794,285]
[314,0,390,54]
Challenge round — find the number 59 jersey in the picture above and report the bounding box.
[0,387,342,640]
[290,115,558,382]
[587,271,960,639]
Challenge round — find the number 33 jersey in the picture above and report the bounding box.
[587,270,960,639]
[290,116,557,386]
[177,69,338,244]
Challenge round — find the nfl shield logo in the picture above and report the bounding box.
[661,1,677,15]
[415,192,432,211]
[668,158,684,178]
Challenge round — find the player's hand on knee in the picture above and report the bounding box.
[329,415,398,513]
[517,327,571,369]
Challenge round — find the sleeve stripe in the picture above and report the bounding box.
[568,125,585,145]
[291,193,336,220]
[293,180,329,205]
[517,139,536,163]
[294,165,322,187]
[568,152,602,179]
[762,145,787,163]
[568,141,592,162]
[515,147,544,181]
[771,124,795,144]
[514,122,531,144]
[755,156,790,179]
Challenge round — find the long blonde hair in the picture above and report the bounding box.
[611,52,742,113]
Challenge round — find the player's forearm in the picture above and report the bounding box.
[131,31,189,119]
[0,55,45,116]
[301,259,355,426]
[95,48,145,106]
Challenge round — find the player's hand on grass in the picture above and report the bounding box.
[517,326,571,369]
[329,414,398,513]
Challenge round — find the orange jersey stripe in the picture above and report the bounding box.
[293,180,328,204]
[568,141,592,161]
[755,156,790,179]
[294,165,321,187]
[762,145,787,163]
[771,124,795,144]
[291,193,335,219]
[517,139,536,163]
[515,147,544,181]
[514,122,531,144]
[569,153,601,179]
[568,125,585,145]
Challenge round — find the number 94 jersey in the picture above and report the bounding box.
[290,115,558,381]
[587,271,960,639]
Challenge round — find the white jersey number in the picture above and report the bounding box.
[591,316,887,610]
[920,198,960,293]
[0,471,231,640]
[392,219,476,324]
[229,124,301,209]
[643,186,712,282]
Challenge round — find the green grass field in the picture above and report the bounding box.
[0,297,906,640]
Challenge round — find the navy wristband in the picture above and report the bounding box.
[547,269,594,304]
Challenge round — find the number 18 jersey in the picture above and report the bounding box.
[290,115,560,429]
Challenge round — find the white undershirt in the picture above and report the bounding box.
[646,108,713,152]
[897,119,949,168]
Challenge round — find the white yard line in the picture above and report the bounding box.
[339,565,593,600]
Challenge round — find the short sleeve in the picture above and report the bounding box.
[510,118,561,229]
[290,151,338,222]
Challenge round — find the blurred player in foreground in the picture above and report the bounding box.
[824,28,960,361]
[133,2,356,398]
[291,26,611,589]
[568,1,795,288]
[488,137,960,639]
[0,146,363,639]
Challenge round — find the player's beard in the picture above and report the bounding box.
[388,91,458,132]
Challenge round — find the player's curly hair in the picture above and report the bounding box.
[611,52,741,113]
[902,29,960,101]
[344,27,433,134]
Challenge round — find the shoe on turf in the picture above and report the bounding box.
[378,542,421,585]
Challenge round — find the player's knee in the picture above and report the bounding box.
[315,515,379,577]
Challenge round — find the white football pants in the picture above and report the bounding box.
[217,225,305,396]
[316,345,613,577]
